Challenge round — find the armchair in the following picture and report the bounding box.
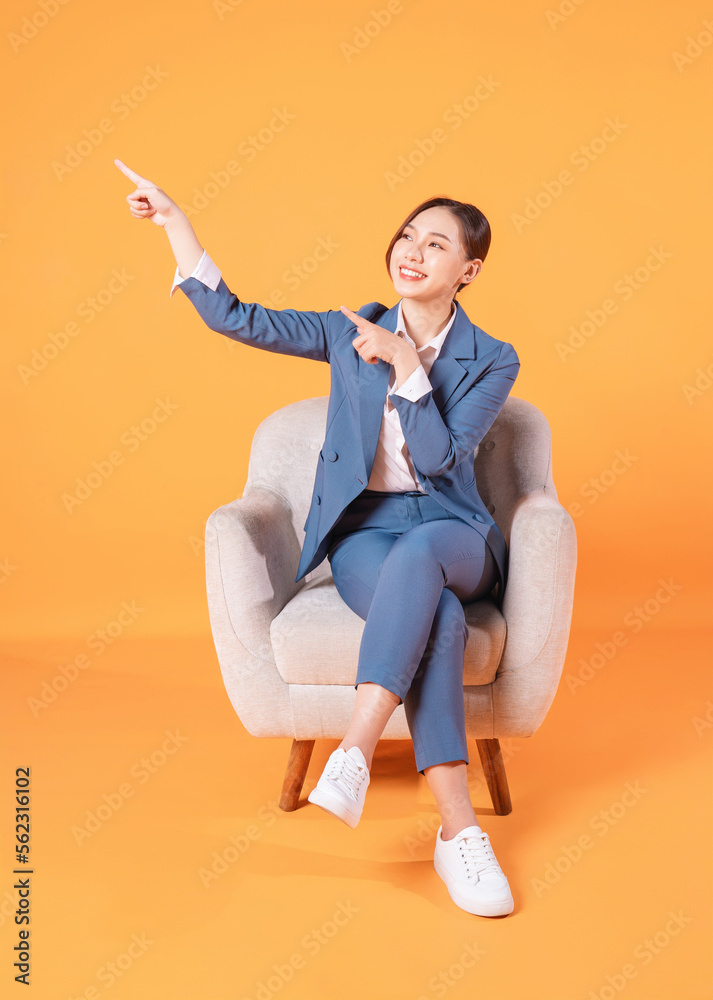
[204,395,577,815]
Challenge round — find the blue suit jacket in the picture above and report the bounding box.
[178,275,520,604]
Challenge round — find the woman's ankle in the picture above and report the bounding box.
[441,815,481,840]
[337,740,373,770]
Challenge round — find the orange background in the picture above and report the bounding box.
[2,1,711,998]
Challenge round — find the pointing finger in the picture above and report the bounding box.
[114,158,148,186]
[341,305,376,335]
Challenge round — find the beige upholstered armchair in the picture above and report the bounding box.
[204,395,577,815]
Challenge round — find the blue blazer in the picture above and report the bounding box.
[178,275,520,604]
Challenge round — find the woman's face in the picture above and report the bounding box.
[389,206,481,303]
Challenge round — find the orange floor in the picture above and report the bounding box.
[2,623,711,1000]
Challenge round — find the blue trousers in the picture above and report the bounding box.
[326,488,498,775]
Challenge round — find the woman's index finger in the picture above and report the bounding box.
[114,158,146,185]
[340,304,368,328]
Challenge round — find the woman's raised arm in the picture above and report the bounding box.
[115,156,333,363]
[114,158,203,279]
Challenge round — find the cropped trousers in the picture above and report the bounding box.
[326,488,498,775]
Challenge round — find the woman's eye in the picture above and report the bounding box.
[401,234,442,249]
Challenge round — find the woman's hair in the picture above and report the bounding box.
[384,196,491,297]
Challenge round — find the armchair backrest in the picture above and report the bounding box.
[473,396,558,541]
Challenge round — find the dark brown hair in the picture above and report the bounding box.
[385,196,491,297]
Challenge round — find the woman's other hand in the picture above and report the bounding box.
[341,304,421,387]
[341,304,409,366]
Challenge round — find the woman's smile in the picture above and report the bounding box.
[398,265,427,281]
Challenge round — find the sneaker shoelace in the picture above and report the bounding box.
[325,752,367,801]
[456,831,505,882]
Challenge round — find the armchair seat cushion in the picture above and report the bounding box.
[270,575,507,687]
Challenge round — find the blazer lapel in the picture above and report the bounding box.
[426,301,477,411]
[357,299,478,474]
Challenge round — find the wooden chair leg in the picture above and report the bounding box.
[475,738,513,815]
[279,739,315,811]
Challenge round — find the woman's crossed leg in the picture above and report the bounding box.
[327,517,497,837]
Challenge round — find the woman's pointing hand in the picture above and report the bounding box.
[114,158,182,228]
[341,304,412,366]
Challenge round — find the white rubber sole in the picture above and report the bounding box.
[434,851,514,917]
[307,785,361,828]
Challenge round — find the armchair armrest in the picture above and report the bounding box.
[206,486,303,661]
[492,492,578,734]
[204,486,303,737]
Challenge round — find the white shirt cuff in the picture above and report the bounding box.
[169,249,222,297]
[390,363,433,401]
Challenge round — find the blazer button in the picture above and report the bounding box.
[316,495,321,505]
[472,513,484,522]
[326,450,338,462]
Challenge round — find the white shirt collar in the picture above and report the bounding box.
[395,298,457,357]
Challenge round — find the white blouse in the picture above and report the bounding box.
[171,251,457,494]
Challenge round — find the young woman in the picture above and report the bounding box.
[115,158,520,918]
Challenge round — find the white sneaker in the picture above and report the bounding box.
[307,746,370,828]
[434,824,514,917]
